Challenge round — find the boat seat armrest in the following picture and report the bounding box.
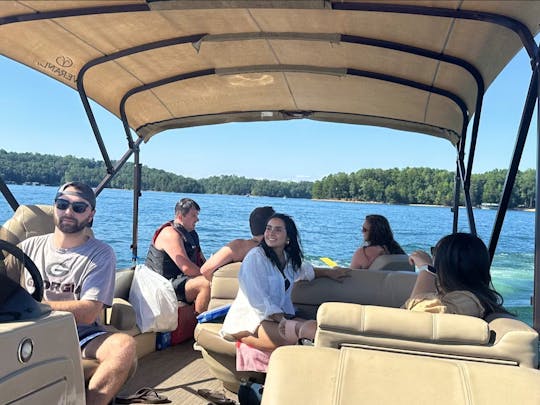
[194,323,236,356]
[107,297,137,331]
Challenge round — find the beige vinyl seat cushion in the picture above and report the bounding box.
[315,302,539,368]
[0,204,59,245]
[368,254,414,271]
[195,263,418,392]
[261,345,540,405]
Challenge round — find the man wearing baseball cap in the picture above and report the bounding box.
[10,181,137,405]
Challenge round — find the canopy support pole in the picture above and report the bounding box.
[131,144,142,266]
[0,177,18,211]
[457,153,477,235]
[94,137,143,195]
[452,157,460,233]
[533,44,540,332]
[488,68,538,262]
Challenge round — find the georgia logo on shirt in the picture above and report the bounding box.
[45,262,71,278]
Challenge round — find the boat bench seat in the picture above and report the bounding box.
[261,345,540,405]
[194,262,418,392]
[315,302,539,368]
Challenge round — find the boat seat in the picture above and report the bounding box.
[194,263,418,392]
[368,254,414,271]
[261,345,540,405]
[315,302,539,368]
[0,204,141,383]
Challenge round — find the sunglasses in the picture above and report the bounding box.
[362,227,369,233]
[430,246,437,257]
[55,198,89,214]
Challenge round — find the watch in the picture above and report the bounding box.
[417,264,437,275]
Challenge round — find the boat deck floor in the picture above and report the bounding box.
[118,339,238,404]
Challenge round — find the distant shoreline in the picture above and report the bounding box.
[313,198,535,212]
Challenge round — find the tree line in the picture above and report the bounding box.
[0,150,311,198]
[0,150,535,208]
[312,167,536,208]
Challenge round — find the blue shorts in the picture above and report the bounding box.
[77,324,108,348]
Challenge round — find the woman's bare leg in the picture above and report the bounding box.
[235,318,316,350]
[235,320,288,351]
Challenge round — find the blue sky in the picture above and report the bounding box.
[0,45,536,182]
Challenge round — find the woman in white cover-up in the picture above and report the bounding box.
[220,213,349,351]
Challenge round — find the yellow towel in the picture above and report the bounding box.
[320,257,338,267]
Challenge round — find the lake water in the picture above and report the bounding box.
[0,184,534,323]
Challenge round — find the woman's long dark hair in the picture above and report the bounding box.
[260,213,303,271]
[433,233,509,315]
[365,214,405,254]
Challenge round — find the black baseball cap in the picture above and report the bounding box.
[55,181,96,209]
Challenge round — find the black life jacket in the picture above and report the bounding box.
[145,221,204,280]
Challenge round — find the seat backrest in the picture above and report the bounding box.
[368,254,414,271]
[208,262,241,310]
[0,205,56,245]
[261,345,540,405]
[291,269,417,319]
[114,268,135,300]
[208,263,418,317]
[315,302,539,368]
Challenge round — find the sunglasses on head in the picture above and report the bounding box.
[55,198,89,214]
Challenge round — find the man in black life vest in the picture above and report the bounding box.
[145,198,210,314]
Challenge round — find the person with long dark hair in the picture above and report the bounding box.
[350,214,405,269]
[220,213,350,354]
[407,233,509,317]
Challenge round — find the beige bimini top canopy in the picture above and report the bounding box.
[0,1,538,146]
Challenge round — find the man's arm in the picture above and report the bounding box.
[200,245,234,280]
[157,226,202,277]
[45,299,103,325]
[200,239,254,280]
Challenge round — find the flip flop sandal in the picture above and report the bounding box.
[196,388,238,405]
[116,387,170,404]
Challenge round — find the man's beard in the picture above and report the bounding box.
[56,216,90,234]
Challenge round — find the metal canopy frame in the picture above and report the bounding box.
[0,2,538,329]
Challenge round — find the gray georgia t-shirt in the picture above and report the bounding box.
[19,233,116,306]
